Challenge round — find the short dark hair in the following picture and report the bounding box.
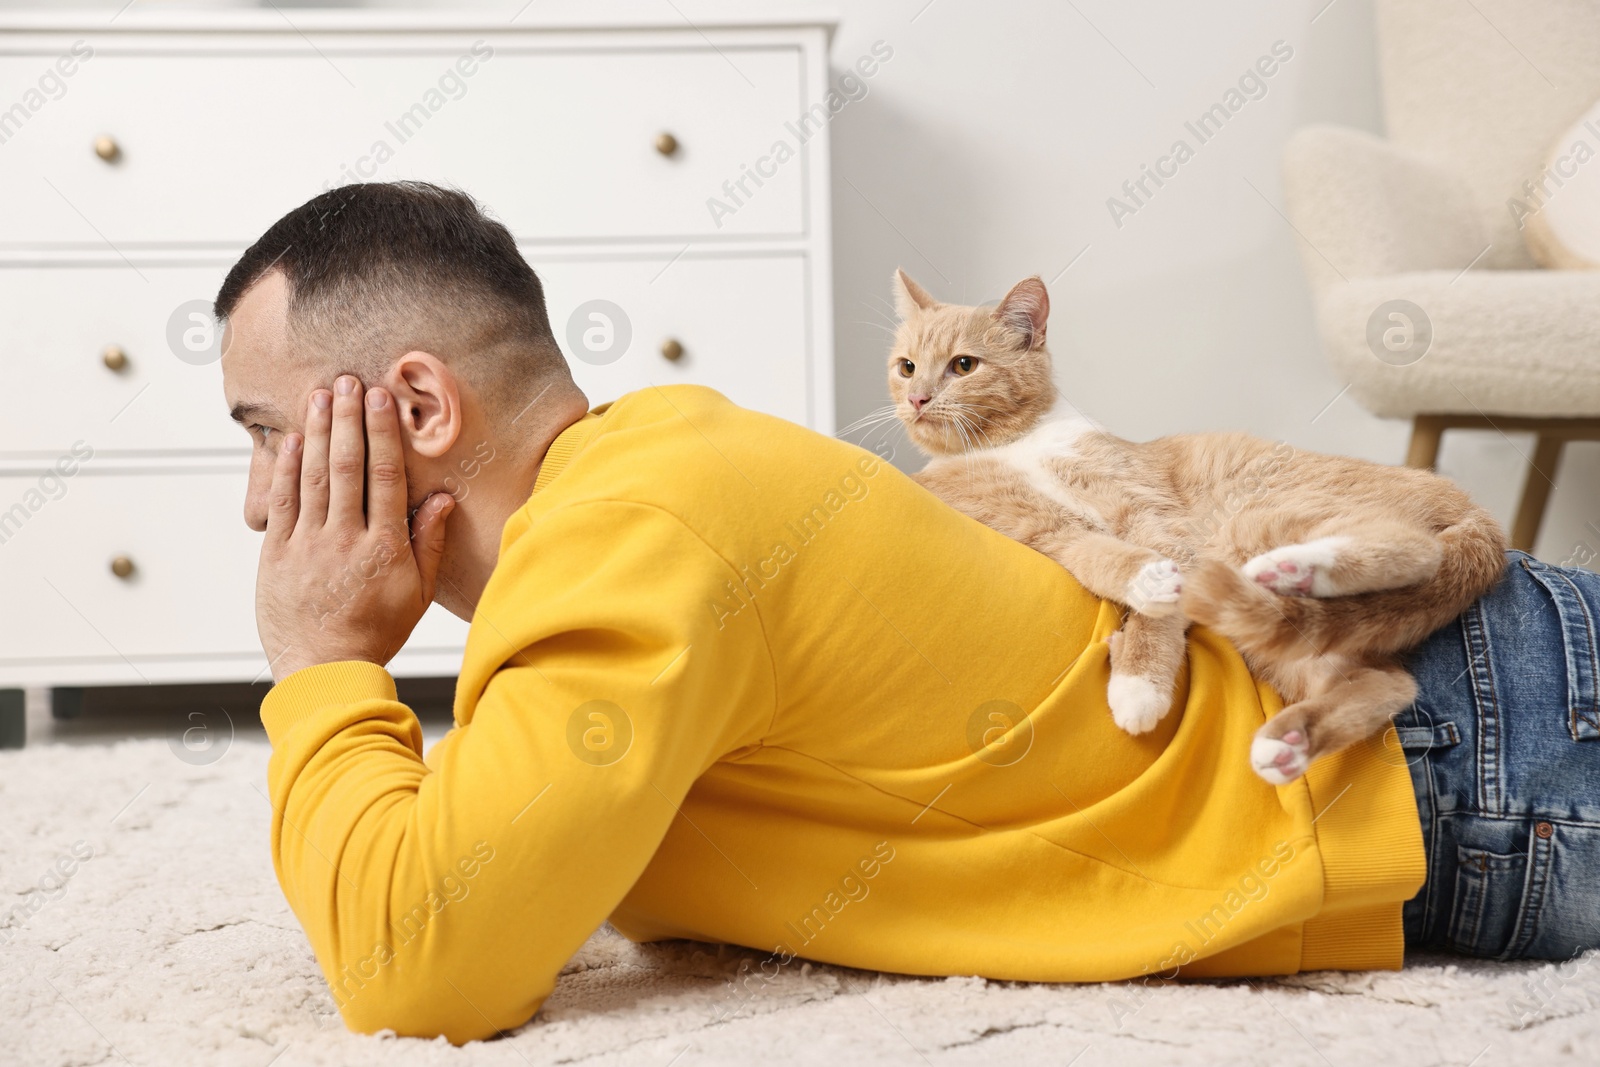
[216,181,570,411]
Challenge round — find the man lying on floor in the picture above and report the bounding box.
[219,181,1600,1044]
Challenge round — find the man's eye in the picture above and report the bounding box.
[250,425,273,444]
[950,356,979,376]
[898,359,915,377]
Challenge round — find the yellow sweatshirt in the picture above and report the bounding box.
[261,385,1425,1042]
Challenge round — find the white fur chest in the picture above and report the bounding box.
[982,408,1108,527]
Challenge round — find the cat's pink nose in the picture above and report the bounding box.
[909,395,930,412]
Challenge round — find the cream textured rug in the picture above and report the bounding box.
[5,737,1600,1066]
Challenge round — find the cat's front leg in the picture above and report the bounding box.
[1038,529,1184,617]
[1125,558,1184,616]
[1106,612,1188,734]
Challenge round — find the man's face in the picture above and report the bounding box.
[220,272,335,532]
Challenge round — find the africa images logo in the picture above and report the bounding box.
[167,299,225,366]
[1365,299,1432,367]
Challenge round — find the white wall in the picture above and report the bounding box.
[16,0,1591,564]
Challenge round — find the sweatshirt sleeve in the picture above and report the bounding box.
[259,499,775,1043]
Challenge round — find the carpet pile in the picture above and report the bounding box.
[5,738,1599,1065]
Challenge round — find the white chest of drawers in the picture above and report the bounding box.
[0,8,836,736]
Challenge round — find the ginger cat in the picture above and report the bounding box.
[882,269,1508,783]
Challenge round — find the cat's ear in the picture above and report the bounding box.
[893,269,938,319]
[994,276,1050,349]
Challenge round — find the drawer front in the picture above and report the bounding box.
[0,469,467,666]
[0,262,241,454]
[0,44,806,246]
[541,253,814,428]
[0,253,815,455]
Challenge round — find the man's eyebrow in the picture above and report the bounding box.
[229,401,285,425]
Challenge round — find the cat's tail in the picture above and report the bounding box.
[1180,560,1325,659]
[1403,509,1512,643]
[1180,513,1510,660]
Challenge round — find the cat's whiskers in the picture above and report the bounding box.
[859,296,903,336]
[862,417,905,456]
[863,292,900,319]
[921,398,979,454]
[949,413,975,460]
[932,401,1000,477]
[837,404,901,438]
[941,405,991,474]
[947,397,1014,429]
[917,400,957,443]
[852,318,899,338]
[840,413,902,440]
[953,414,983,474]
[950,403,998,450]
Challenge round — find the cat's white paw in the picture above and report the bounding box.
[1125,559,1183,616]
[1107,674,1172,734]
[1251,732,1310,784]
[1242,538,1348,598]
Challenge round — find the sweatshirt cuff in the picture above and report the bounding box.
[260,660,399,747]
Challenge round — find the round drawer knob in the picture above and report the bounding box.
[660,338,685,362]
[109,555,135,580]
[102,344,128,371]
[654,132,679,157]
[93,135,121,163]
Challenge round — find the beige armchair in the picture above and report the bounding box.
[1283,0,1600,550]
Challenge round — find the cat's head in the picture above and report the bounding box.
[887,271,1057,456]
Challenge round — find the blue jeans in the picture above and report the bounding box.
[1401,551,1600,959]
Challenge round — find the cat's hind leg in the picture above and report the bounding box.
[1106,611,1188,734]
[1243,520,1443,598]
[1250,657,1416,783]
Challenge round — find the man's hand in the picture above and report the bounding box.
[256,376,455,683]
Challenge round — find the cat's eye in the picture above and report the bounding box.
[898,359,915,377]
[950,355,979,376]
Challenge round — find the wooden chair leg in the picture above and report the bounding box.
[1405,415,1446,470]
[1511,435,1565,552]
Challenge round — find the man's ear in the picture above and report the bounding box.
[994,276,1050,349]
[387,351,462,459]
[893,268,938,320]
